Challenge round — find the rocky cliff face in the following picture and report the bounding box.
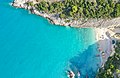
[12,0,120,29]
[77,17,120,28]
[13,0,31,4]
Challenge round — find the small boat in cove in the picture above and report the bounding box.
[67,70,75,78]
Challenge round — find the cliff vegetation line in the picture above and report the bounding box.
[27,0,120,19]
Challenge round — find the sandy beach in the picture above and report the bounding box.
[94,28,115,66]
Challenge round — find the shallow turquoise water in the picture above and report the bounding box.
[0,1,100,78]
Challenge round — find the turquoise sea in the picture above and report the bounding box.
[0,0,101,78]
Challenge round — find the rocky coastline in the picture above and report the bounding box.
[11,0,120,28]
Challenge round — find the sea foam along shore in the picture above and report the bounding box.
[11,0,120,28]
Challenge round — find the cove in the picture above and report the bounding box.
[0,1,100,78]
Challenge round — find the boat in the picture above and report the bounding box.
[67,70,75,78]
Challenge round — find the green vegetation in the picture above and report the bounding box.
[32,0,120,19]
[26,2,34,6]
[96,41,120,78]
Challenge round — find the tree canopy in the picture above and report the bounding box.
[32,0,120,19]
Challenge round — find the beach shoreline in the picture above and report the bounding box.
[94,28,116,67]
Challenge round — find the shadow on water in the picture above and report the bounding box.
[69,42,102,78]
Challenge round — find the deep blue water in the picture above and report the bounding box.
[0,1,101,78]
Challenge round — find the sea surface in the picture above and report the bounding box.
[0,0,101,78]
